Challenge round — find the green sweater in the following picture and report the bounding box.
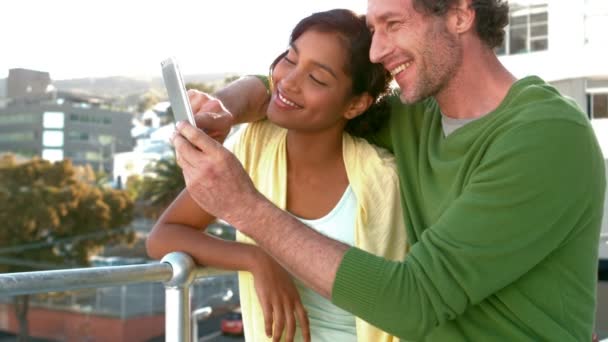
[332,76,606,341]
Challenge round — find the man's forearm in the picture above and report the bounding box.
[232,197,349,299]
[214,75,270,124]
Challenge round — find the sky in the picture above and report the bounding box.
[1,0,367,80]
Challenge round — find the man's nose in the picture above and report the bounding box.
[370,31,391,65]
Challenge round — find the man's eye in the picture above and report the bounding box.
[284,56,296,65]
[387,21,400,31]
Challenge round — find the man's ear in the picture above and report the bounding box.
[344,93,373,120]
[449,0,476,35]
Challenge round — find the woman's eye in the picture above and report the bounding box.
[309,75,327,86]
[283,56,296,65]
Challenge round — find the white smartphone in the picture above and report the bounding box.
[161,57,196,126]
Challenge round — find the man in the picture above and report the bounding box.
[172,0,605,340]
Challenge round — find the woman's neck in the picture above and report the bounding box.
[285,128,344,171]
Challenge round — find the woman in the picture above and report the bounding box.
[147,9,406,342]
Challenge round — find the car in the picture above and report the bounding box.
[220,308,243,336]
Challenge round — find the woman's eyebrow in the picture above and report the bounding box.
[290,43,338,80]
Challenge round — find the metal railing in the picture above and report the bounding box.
[0,252,207,342]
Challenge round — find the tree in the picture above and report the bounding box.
[140,157,184,218]
[137,91,161,113]
[185,82,216,93]
[223,75,240,85]
[0,158,134,341]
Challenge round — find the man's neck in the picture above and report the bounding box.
[436,47,517,119]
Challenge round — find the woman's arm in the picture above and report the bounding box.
[146,188,311,342]
[146,188,259,271]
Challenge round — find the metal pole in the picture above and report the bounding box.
[162,252,196,342]
[0,263,172,297]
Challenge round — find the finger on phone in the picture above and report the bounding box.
[171,133,196,169]
[176,121,219,153]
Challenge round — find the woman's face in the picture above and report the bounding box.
[267,30,358,133]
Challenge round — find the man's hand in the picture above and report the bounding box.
[188,89,234,144]
[172,122,345,303]
[171,121,261,226]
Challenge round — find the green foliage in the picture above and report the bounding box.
[186,82,216,93]
[137,92,161,114]
[0,158,134,272]
[125,175,144,200]
[223,75,240,85]
[140,157,184,217]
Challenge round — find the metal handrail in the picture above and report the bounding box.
[0,252,205,342]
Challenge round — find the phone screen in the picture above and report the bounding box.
[161,57,196,126]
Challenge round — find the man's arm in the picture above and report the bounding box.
[238,199,349,298]
[214,75,270,124]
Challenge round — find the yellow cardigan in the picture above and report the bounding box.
[231,121,407,342]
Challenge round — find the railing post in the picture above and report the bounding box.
[162,252,196,342]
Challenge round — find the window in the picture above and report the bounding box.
[67,131,89,141]
[0,113,37,125]
[497,1,548,55]
[85,151,102,161]
[42,149,64,162]
[0,132,35,143]
[43,130,64,147]
[43,111,65,129]
[590,93,608,119]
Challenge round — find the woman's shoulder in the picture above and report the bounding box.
[230,120,286,161]
[343,133,400,197]
[345,133,397,172]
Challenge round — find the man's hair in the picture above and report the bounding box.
[413,0,510,48]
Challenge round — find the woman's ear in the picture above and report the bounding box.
[344,93,373,120]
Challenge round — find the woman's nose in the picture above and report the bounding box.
[280,70,301,94]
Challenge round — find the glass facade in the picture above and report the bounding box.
[497,1,549,55]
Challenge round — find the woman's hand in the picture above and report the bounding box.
[251,251,311,342]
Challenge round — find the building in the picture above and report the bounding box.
[496,0,608,337]
[6,68,52,101]
[497,0,608,118]
[0,69,134,173]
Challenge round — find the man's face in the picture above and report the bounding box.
[367,0,462,104]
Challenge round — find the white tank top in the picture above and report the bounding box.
[291,185,358,342]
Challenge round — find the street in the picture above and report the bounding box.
[196,314,244,342]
